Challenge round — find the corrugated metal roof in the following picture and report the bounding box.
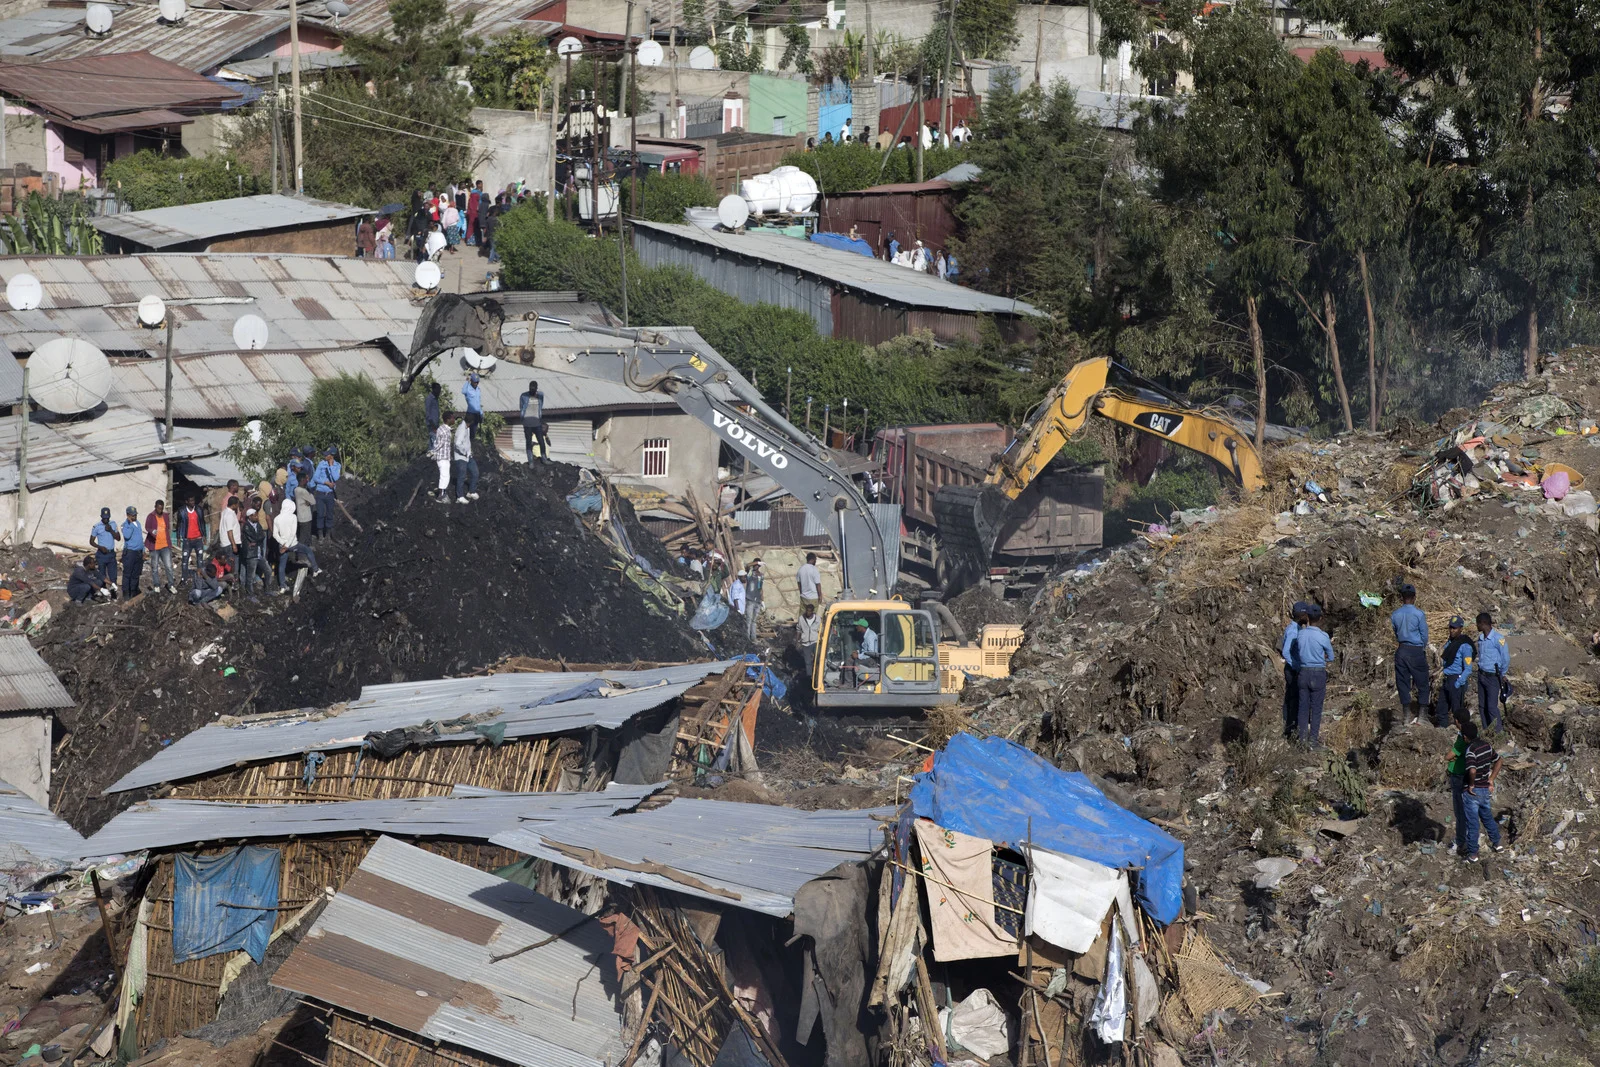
[108,346,401,419]
[107,661,739,793]
[0,633,73,712]
[0,254,422,356]
[0,50,239,121]
[93,194,368,250]
[0,406,216,493]
[315,0,557,40]
[0,338,22,405]
[80,781,663,856]
[0,778,87,862]
[833,180,955,196]
[271,835,627,1067]
[0,5,291,71]
[629,220,1045,317]
[492,798,890,916]
[217,49,358,79]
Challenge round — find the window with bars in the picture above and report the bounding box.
[642,437,670,478]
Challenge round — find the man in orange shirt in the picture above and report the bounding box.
[144,499,177,594]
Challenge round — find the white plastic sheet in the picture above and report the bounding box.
[939,988,1010,1060]
[1025,846,1138,953]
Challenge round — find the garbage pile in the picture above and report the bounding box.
[954,349,1600,1064]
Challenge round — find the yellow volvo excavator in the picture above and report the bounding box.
[934,356,1267,583]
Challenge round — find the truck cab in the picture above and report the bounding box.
[812,600,956,708]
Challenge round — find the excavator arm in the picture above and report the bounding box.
[935,356,1265,584]
[399,293,894,600]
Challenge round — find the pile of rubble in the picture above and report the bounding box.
[950,349,1600,1063]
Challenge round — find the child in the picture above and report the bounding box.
[1460,721,1503,861]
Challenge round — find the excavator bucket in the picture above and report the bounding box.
[933,483,1013,588]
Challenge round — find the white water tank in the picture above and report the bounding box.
[738,166,819,215]
[684,206,721,230]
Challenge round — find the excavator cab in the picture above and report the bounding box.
[813,601,956,708]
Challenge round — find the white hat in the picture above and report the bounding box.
[737,569,748,577]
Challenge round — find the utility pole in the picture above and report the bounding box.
[547,73,560,222]
[941,0,956,140]
[805,395,813,431]
[1,94,8,182]
[785,366,792,419]
[914,81,924,182]
[669,27,680,136]
[15,365,27,547]
[619,221,629,326]
[289,0,304,193]
[270,61,280,194]
[863,0,873,79]
[163,314,175,507]
[628,3,639,219]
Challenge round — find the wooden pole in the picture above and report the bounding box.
[548,69,561,222]
[15,365,27,546]
[289,0,304,193]
[669,27,680,137]
[270,61,281,194]
[163,315,175,508]
[941,0,955,137]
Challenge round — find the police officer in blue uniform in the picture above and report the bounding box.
[1391,584,1430,724]
[1282,601,1309,738]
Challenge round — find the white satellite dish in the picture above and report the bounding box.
[459,347,497,372]
[27,338,112,415]
[325,0,350,14]
[157,0,185,21]
[414,260,442,290]
[6,273,41,311]
[637,39,663,66]
[688,45,716,70]
[137,294,166,328]
[232,313,269,351]
[717,194,750,230]
[557,35,583,56]
[84,3,113,34]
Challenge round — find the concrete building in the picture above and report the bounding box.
[630,219,1044,344]
[0,632,74,808]
[92,194,369,255]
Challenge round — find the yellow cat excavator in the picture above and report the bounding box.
[934,356,1267,584]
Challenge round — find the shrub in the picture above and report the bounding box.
[103,151,265,211]
[225,374,434,484]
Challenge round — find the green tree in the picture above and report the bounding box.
[1380,0,1600,379]
[225,374,433,484]
[779,141,967,192]
[468,29,555,110]
[103,150,265,210]
[1134,2,1303,444]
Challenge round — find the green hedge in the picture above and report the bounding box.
[495,208,992,427]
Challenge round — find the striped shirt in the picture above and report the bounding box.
[1464,739,1499,787]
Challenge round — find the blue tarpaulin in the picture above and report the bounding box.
[739,654,787,701]
[909,734,1185,924]
[809,232,876,258]
[172,846,281,964]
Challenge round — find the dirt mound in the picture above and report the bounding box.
[961,352,1600,1065]
[42,454,710,833]
[943,582,1024,635]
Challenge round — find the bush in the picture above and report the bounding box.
[1566,953,1600,1024]
[622,172,718,223]
[779,141,970,194]
[495,208,995,426]
[103,151,265,211]
[225,374,434,484]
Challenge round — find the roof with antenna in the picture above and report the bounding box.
[0,51,239,132]
[0,6,292,72]
[0,406,215,494]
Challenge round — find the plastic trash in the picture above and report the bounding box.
[1304,480,1324,496]
[689,588,729,631]
[941,989,1010,1059]
[1359,592,1383,608]
[1543,470,1571,500]
[1562,490,1598,517]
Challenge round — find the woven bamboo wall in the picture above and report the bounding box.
[133,836,522,1048]
[326,1012,507,1067]
[170,736,582,803]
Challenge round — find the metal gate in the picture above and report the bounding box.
[545,419,596,465]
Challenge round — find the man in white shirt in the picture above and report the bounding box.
[729,570,748,616]
[217,496,241,590]
[797,552,822,610]
[452,412,478,503]
[272,498,319,594]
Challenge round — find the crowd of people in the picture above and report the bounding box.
[881,230,959,279]
[350,179,540,266]
[70,447,344,607]
[1279,584,1510,862]
[809,117,973,150]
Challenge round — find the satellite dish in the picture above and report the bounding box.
[157,0,185,21]
[637,40,663,66]
[6,273,41,311]
[137,294,166,328]
[325,0,349,13]
[84,3,113,34]
[414,261,442,290]
[717,194,750,230]
[688,45,716,69]
[459,347,497,372]
[27,338,112,415]
[557,35,583,56]
[232,313,269,351]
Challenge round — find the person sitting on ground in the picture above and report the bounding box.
[190,553,227,605]
[1460,720,1504,862]
[68,554,111,603]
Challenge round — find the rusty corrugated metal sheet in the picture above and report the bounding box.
[0,406,215,493]
[818,183,959,260]
[270,835,627,1067]
[23,7,291,72]
[0,51,239,119]
[0,633,73,712]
